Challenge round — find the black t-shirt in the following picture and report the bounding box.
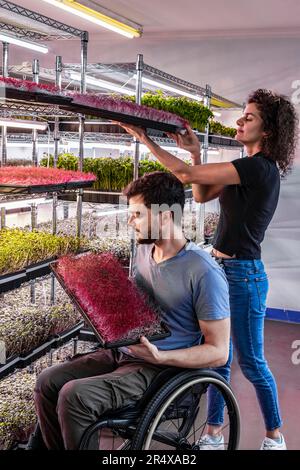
[213,152,280,259]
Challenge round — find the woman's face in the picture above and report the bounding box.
[235,102,266,146]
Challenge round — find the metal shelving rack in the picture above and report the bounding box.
[0,0,89,237]
[3,52,244,271]
[0,2,90,344]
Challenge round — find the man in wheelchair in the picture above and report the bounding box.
[34,171,231,450]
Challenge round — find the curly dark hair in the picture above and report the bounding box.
[248,89,299,176]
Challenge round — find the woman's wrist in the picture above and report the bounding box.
[191,153,201,165]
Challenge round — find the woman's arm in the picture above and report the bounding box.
[117,123,241,186]
[191,154,225,203]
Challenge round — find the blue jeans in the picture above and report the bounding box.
[208,259,282,431]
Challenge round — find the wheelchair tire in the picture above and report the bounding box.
[130,369,240,450]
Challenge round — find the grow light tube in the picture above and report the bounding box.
[0,119,48,131]
[134,75,203,102]
[41,0,141,38]
[0,33,48,54]
[70,72,135,96]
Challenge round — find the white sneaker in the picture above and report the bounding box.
[194,434,225,450]
[260,434,287,450]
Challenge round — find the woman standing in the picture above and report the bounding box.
[118,89,298,450]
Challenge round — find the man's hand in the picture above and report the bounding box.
[128,336,163,365]
[167,125,201,159]
[113,121,147,144]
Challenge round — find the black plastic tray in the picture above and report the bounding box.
[0,322,84,379]
[0,269,27,294]
[62,102,184,133]
[0,179,95,195]
[50,260,170,349]
[1,256,59,294]
[4,87,73,107]
[209,134,242,147]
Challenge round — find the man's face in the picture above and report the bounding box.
[128,194,157,244]
[128,195,184,244]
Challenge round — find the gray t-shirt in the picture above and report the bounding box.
[133,241,230,351]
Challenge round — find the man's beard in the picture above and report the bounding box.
[135,227,158,245]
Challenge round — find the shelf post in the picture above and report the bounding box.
[32,59,40,167]
[31,202,38,231]
[52,56,63,239]
[51,273,56,305]
[0,340,6,365]
[54,56,62,169]
[197,84,212,243]
[76,33,88,239]
[80,32,88,95]
[129,53,143,278]
[52,192,58,235]
[1,42,9,167]
[203,84,212,163]
[76,114,85,237]
[0,207,6,229]
[30,279,36,304]
[63,201,69,219]
[73,337,78,356]
[133,53,143,181]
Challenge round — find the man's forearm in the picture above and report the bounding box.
[159,343,228,369]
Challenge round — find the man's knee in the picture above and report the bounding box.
[57,379,113,418]
[57,380,79,411]
[34,365,62,397]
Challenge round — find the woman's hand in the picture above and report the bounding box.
[113,121,147,144]
[167,125,201,159]
[128,336,163,365]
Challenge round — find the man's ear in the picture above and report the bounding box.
[160,211,173,225]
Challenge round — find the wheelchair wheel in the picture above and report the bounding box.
[131,370,240,450]
[79,418,136,450]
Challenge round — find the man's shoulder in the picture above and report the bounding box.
[185,243,227,283]
[185,242,216,266]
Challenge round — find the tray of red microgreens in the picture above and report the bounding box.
[0,77,73,106]
[0,76,187,133]
[0,166,96,194]
[64,93,188,133]
[50,252,170,349]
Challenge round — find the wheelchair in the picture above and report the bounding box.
[28,367,240,450]
[79,367,240,450]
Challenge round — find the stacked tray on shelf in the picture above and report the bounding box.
[0,166,96,194]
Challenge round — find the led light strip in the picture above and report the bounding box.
[41,0,141,38]
[70,72,135,95]
[0,33,48,54]
[0,118,48,131]
[134,75,203,102]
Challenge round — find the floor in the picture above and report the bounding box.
[230,320,300,450]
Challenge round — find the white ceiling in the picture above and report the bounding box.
[7,0,300,38]
[3,1,300,104]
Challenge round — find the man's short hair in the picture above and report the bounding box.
[123,171,185,211]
